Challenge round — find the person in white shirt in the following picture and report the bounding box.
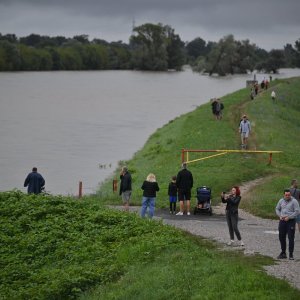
[271,90,276,101]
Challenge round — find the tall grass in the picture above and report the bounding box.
[98,77,300,218]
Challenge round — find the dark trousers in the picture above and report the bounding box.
[226,210,241,240]
[278,219,296,254]
[170,202,176,212]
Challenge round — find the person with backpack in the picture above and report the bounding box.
[239,115,251,149]
[214,98,224,120]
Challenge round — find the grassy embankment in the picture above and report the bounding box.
[99,76,300,219]
[1,77,299,299]
[1,191,300,299]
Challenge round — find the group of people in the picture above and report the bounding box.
[220,179,300,259]
[250,76,275,100]
[119,163,194,218]
[24,165,299,260]
[119,165,300,260]
[211,97,251,149]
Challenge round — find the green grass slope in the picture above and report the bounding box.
[99,77,300,218]
[1,191,299,299]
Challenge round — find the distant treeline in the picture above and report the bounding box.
[1,23,300,75]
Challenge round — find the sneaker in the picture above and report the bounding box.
[239,240,245,246]
[289,254,294,260]
[169,211,172,214]
[176,211,183,216]
[187,212,191,216]
[277,252,287,259]
[227,240,235,246]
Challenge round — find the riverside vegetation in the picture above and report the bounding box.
[1,77,300,299]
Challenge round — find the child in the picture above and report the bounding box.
[168,176,178,214]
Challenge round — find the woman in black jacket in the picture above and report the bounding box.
[221,186,244,246]
[141,173,159,218]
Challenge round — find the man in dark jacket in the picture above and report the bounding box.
[24,167,45,194]
[119,166,132,211]
[176,162,193,215]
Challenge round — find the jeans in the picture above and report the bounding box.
[278,219,296,254]
[141,197,155,218]
[226,210,241,240]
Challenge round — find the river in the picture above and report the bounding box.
[1,68,299,195]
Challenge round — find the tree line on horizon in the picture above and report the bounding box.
[0,23,300,75]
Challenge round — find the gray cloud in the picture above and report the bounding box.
[0,0,299,49]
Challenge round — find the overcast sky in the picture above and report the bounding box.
[0,0,299,50]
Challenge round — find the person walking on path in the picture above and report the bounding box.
[119,166,132,211]
[221,186,244,246]
[24,167,45,194]
[140,173,160,218]
[239,115,251,149]
[176,162,193,216]
[211,98,223,120]
[168,175,178,214]
[289,179,300,233]
[275,189,300,260]
[271,90,276,101]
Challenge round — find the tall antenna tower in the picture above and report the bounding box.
[132,17,136,33]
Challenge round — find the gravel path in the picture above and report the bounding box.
[155,206,300,290]
[112,204,300,290]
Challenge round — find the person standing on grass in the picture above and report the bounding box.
[119,166,132,211]
[289,179,300,233]
[24,167,45,194]
[239,115,251,149]
[168,175,178,214]
[221,186,244,246]
[271,90,276,101]
[176,162,193,216]
[275,189,299,260]
[140,173,160,218]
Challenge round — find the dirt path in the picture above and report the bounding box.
[112,177,300,290]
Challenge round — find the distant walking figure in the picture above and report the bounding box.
[239,115,251,149]
[24,167,45,194]
[271,90,276,101]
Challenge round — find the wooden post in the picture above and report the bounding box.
[268,153,273,165]
[113,179,118,192]
[181,149,185,163]
[79,181,83,198]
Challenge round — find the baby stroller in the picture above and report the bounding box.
[194,186,213,215]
